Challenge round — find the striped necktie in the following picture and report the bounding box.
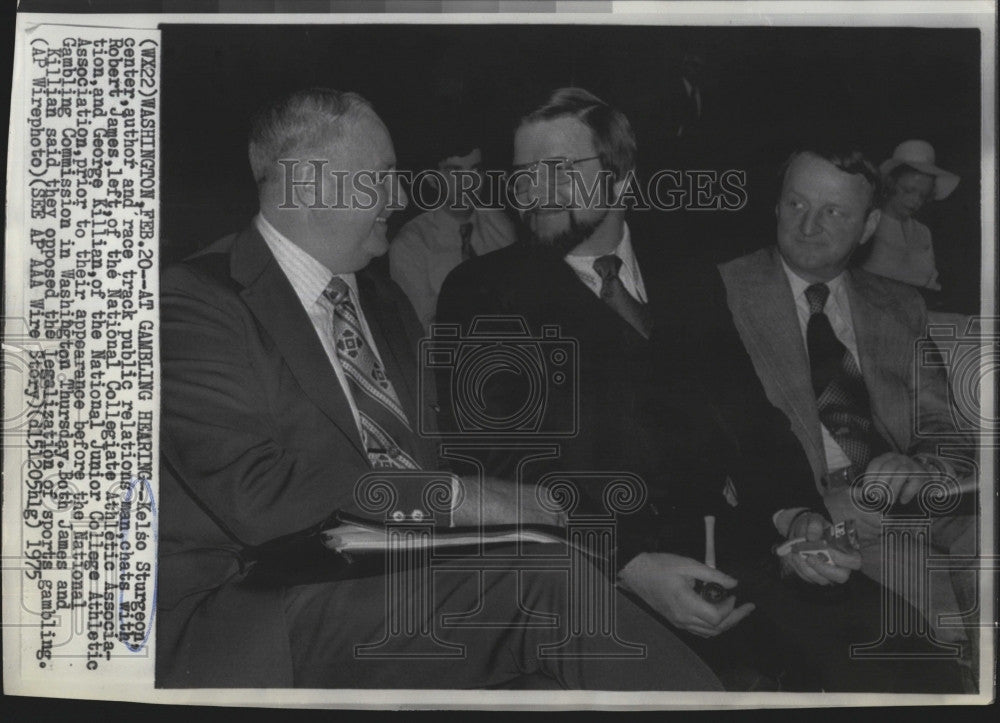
[323,277,420,470]
[805,282,886,471]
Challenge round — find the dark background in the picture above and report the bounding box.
[160,24,983,313]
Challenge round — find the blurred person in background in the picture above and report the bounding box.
[862,140,960,304]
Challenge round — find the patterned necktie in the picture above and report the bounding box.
[593,254,652,339]
[323,278,420,470]
[805,283,885,471]
[459,222,476,261]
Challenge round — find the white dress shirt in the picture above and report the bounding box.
[563,223,648,303]
[256,213,387,439]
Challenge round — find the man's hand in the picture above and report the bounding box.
[782,511,861,585]
[618,553,755,637]
[824,487,883,539]
[865,452,933,506]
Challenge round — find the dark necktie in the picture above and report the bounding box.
[323,278,420,470]
[805,283,885,471]
[593,254,652,339]
[459,222,476,261]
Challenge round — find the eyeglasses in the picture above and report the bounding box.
[508,156,602,201]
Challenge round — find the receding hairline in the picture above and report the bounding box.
[779,151,885,219]
[783,151,877,191]
[249,91,386,188]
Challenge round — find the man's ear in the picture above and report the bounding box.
[612,175,626,201]
[611,169,640,207]
[291,183,314,210]
[290,164,322,209]
[860,208,881,245]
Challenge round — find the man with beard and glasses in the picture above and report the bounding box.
[435,88,815,679]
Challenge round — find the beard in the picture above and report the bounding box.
[519,208,608,258]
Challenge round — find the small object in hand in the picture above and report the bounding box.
[774,520,861,564]
[789,542,835,564]
[694,579,734,603]
[824,520,860,554]
[694,515,737,602]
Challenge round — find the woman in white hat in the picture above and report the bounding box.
[862,140,960,293]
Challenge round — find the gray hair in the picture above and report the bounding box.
[248,88,375,188]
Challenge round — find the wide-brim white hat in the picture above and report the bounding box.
[879,139,960,201]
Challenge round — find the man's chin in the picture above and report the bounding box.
[527,211,566,237]
[367,230,390,256]
[526,230,577,257]
[529,219,602,257]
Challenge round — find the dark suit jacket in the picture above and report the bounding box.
[436,238,819,565]
[436,241,666,541]
[157,224,438,687]
[648,258,822,553]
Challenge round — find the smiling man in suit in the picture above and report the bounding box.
[156,87,723,691]
[436,88,809,644]
[719,146,976,687]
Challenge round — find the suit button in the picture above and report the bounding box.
[412,509,425,521]
[391,510,405,522]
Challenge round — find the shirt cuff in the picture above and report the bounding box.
[449,474,461,528]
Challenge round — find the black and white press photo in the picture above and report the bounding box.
[3,3,995,711]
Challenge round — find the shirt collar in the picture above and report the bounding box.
[431,207,477,229]
[779,253,847,307]
[255,212,358,309]
[565,222,634,265]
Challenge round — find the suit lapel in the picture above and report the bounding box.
[737,249,828,478]
[631,237,659,308]
[230,226,367,460]
[560,242,654,345]
[571,261,648,347]
[846,270,908,451]
[517,250,635,343]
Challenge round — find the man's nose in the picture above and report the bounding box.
[532,168,563,207]
[799,210,821,235]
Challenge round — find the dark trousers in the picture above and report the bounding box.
[674,553,965,693]
[284,544,723,690]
